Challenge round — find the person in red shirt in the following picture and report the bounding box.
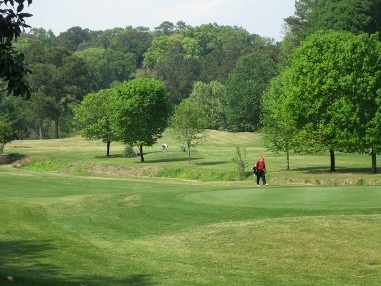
[255,156,268,186]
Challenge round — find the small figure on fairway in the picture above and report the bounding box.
[162,143,168,152]
[180,143,186,152]
[255,156,268,186]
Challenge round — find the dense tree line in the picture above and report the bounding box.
[2,0,381,174]
[1,19,279,139]
[263,0,381,173]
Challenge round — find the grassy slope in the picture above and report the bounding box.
[0,131,381,285]
[5,129,381,185]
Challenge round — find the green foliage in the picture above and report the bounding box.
[225,52,278,132]
[170,98,206,163]
[283,0,381,57]
[74,88,118,156]
[188,81,227,130]
[112,78,170,162]
[0,121,13,154]
[0,0,32,97]
[29,47,87,138]
[231,146,248,180]
[277,31,381,172]
[122,144,137,158]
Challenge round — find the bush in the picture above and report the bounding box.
[231,146,248,180]
[123,144,137,158]
[0,121,14,154]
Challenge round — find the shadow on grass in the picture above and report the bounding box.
[292,166,373,174]
[0,240,154,286]
[5,153,26,163]
[146,157,203,163]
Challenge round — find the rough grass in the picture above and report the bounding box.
[5,129,381,185]
[1,131,381,285]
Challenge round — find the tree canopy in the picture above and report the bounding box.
[271,30,381,173]
[0,0,32,97]
[112,78,170,162]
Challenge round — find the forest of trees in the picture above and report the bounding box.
[1,0,381,172]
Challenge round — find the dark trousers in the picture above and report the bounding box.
[256,170,266,185]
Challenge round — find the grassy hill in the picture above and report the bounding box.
[0,131,380,285]
[4,129,381,185]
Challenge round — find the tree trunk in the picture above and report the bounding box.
[54,116,59,139]
[106,140,111,157]
[371,148,377,174]
[38,124,43,140]
[139,144,144,162]
[329,149,335,172]
[286,150,290,171]
[187,143,191,163]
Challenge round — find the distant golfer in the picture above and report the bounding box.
[255,156,268,186]
[162,143,168,152]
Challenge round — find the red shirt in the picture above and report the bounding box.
[256,160,265,171]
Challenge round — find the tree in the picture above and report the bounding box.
[29,47,87,138]
[282,0,381,59]
[279,31,381,173]
[188,81,227,130]
[74,88,118,156]
[225,52,277,132]
[261,75,297,170]
[112,78,170,162]
[170,98,206,163]
[0,0,32,97]
[0,121,13,154]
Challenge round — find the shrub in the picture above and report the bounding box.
[0,121,14,155]
[123,144,137,158]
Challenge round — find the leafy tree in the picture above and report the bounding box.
[279,31,381,173]
[188,81,227,130]
[29,47,87,138]
[170,98,206,163]
[143,33,201,104]
[0,0,32,97]
[0,95,30,139]
[74,88,118,156]
[0,121,13,154]
[112,78,170,162]
[261,74,297,170]
[55,26,93,52]
[282,0,381,58]
[225,52,277,132]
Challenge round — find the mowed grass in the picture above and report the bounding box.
[1,131,381,285]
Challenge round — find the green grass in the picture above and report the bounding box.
[1,131,381,285]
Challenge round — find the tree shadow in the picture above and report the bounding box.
[145,157,203,163]
[196,161,227,166]
[4,153,26,163]
[292,166,373,174]
[0,239,155,286]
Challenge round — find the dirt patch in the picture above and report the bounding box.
[89,165,161,177]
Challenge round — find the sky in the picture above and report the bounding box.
[25,0,296,41]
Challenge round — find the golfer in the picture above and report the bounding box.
[255,156,268,186]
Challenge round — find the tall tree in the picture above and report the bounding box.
[30,47,87,138]
[0,0,32,97]
[188,81,227,130]
[279,31,381,173]
[112,78,170,162]
[261,75,297,170]
[282,0,381,58]
[225,52,277,132]
[74,88,118,156]
[170,98,206,163]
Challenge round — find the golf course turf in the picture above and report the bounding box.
[1,133,380,285]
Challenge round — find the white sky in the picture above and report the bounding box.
[25,0,296,41]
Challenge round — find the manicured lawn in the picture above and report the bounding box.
[1,132,381,285]
[1,169,381,285]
